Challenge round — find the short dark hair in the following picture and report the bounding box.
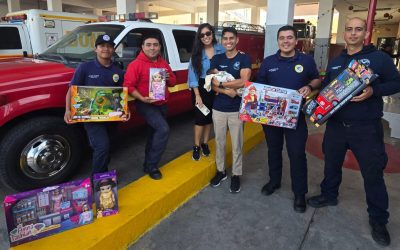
[277,25,298,40]
[222,27,238,37]
[141,33,162,45]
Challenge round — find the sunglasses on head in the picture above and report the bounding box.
[200,31,212,38]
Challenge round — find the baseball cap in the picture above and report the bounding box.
[95,34,115,47]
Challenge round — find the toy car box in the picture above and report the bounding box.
[302,59,378,127]
[239,81,303,129]
[3,178,93,247]
[70,86,128,122]
[93,170,118,218]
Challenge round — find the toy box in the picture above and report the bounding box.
[239,81,303,129]
[302,59,378,127]
[70,86,128,122]
[93,170,118,218]
[149,68,166,101]
[3,178,93,247]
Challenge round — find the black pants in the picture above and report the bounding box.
[84,123,114,175]
[321,119,389,224]
[262,115,308,195]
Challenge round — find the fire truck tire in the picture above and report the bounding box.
[317,114,323,120]
[332,101,338,106]
[0,116,84,191]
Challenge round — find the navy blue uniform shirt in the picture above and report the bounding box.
[256,50,319,90]
[210,52,252,112]
[324,45,400,122]
[70,58,124,87]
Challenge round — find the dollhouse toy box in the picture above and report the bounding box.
[3,178,93,247]
[239,81,303,129]
[70,86,128,122]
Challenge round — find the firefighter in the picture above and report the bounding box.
[256,25,320,213]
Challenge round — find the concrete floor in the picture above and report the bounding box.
[130,121,400,250]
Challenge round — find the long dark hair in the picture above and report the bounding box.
[191,23,217,79]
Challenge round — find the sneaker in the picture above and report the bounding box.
[192,146,200,161]
[210,171,227,187]
[230,175,241,193]
[201,143,210,156]
[307,195,338,208]
[369,220,391,246]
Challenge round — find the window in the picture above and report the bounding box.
[0,27,22,49]
[172,30,195,63]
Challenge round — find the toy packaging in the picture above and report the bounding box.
[3,178,93,247]
[149,68,166,101]
[93,170,118,218]
[302,59,378,127]
[239,81,303,129]
[196,104,210,116]
[70,85,128,122]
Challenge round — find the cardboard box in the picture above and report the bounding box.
[70,86,128,122]
[303,59,378,126]
[93,170,118,218]
[239,81,303,129]
[3,178,93,246]
[149,68,166,101]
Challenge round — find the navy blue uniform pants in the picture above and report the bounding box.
[135,101,169,172]
[84,123,113,175]
[321,119,389,225]
[262,115,308,195]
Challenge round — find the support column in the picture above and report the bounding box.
[116,0,136,15]
[191,13,196,24]
[93,9,103,16]
[7,0,20,12]
[47,0,62,12]
[335,11,347,45]
[207,0,219,26]
[251,7,260,25]
[137,1,149,12]
[314,0,334,71]
[264,0,294,57]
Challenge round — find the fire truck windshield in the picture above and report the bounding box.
[40,24,124,64]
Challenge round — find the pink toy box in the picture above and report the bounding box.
[3,178,93,246]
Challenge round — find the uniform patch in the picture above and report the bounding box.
[233,61,241,70]
[112,74,119,83]
[103,35,110,41]
[294,64,304,73]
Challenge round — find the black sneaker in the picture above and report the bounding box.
[201,143,210,156]
[192,146,200,161]
[210,171,227,187]
[307,195,338,208]
[369,220,391,246]
[230,175,241,193]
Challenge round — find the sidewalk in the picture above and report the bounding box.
[130,124,400,250]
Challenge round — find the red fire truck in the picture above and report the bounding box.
[293,19,316,55]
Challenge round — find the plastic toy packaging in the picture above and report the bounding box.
[70,86,128,122]
[3,178,93,246]
[149,68,166,101]
[239,81,303,129]
[93,170,118,218]
[302,59,378,127]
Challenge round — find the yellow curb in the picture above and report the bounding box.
[11,123,263,250]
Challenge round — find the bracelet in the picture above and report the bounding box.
[307,84,314,91]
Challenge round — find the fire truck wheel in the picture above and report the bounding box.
[0,116,84,191]
[332,101,338,106]
[317,114,323,120]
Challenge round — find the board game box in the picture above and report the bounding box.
[239,81,303,129]
[149,68,166,101]
[3,178,93,246]
[302,59,378,127]
[93,170,118,218]
[70,86,128,122]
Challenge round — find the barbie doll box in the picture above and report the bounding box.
[149,68,167,101]
[3,178,93,246]
[239,81,303,129]
[93,170,118,218]
[70,86,128,122]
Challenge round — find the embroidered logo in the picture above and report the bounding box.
[233,61,240,70]
[102,35,110,41]
[112,74,119,83]
[88,74,100,79]
[294,64,303,73]
[331,65,341,70]
[268,68,279,72]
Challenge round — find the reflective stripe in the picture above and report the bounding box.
[39,14,97,22]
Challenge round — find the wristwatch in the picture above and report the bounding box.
[219,82,223,88]
[307,84,314,91]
